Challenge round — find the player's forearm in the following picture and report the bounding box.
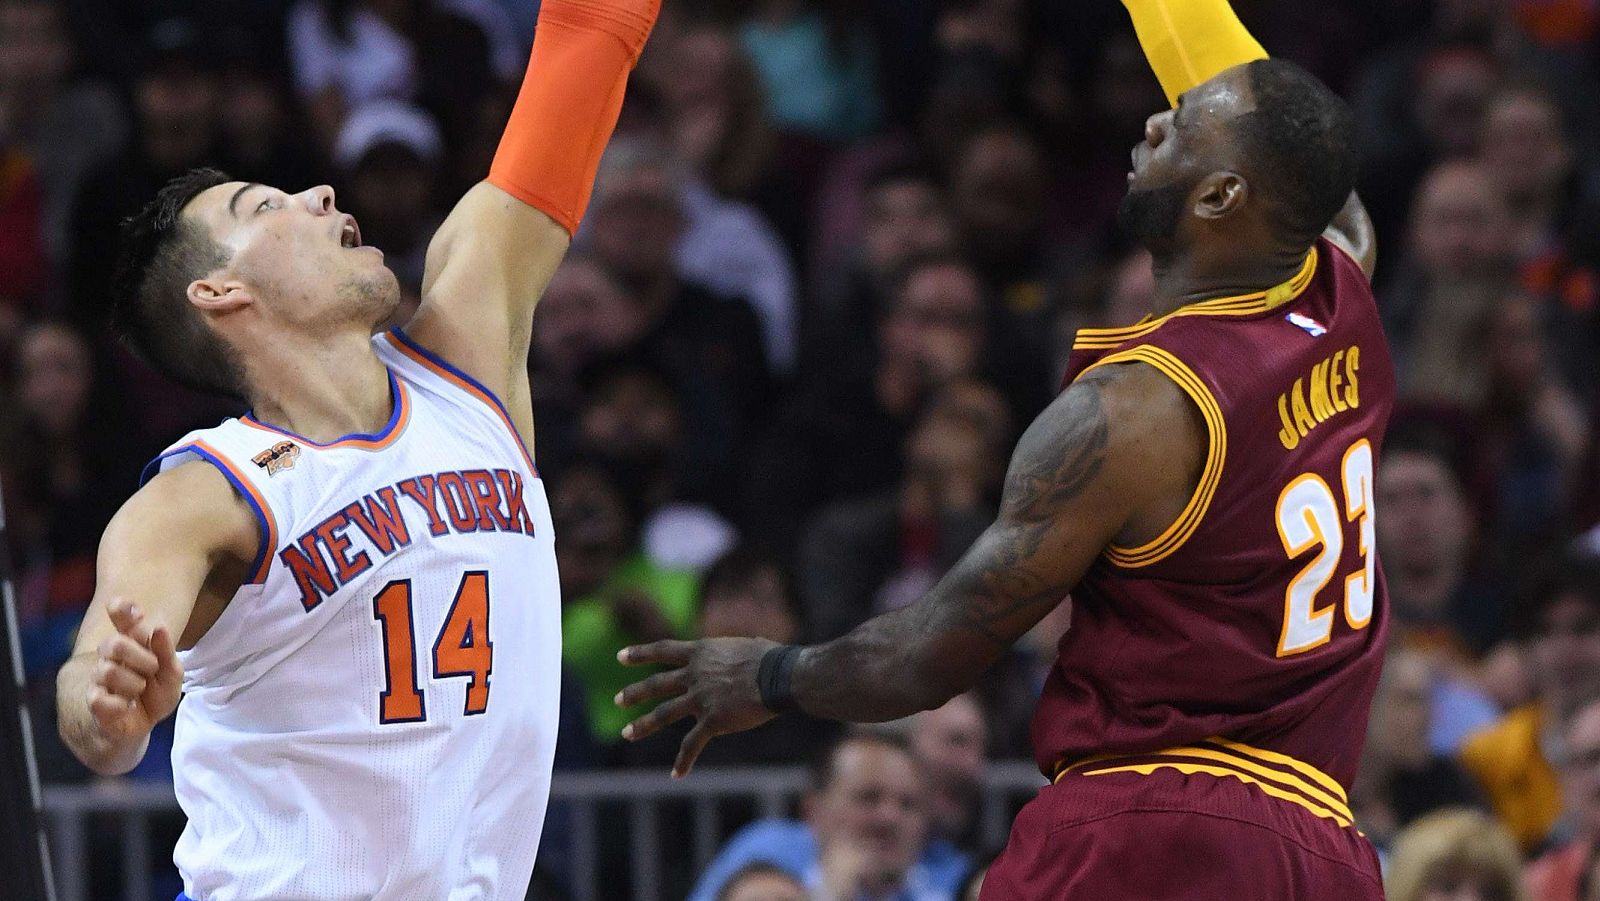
[56,654,150,776]
[487,0,658,234]
[1123,0,1267,106]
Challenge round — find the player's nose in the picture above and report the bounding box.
[1145,109,1172,149]
[300,185,337,215]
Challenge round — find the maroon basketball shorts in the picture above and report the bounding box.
[980,747,1383,900]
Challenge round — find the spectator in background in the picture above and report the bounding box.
[805,163,957,375]
[553,457,699,755]
[575,355,739,567]
[901,693,988,855]
[1352,648,1487,850]
[529,255,649,470]
[0,0,127,279]
[1526,698,1600,901]
[797,380,1008,641]
[333,100,446,314]
[688,732,962,901]
[1385,808,1531,901]
[1461,555,1600,852]
[0,144,44,337]
[583,139,774,484]
[0,321,142,781]
[739,0,879,143]
[217,50,319,196]
[750,257,1000,555]
[718,865,808,901]
[286,0,418,149]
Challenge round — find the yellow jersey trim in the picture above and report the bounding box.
[1075,346,1225,568]
[1052,738,1353,827]
[1073,248,1318,350]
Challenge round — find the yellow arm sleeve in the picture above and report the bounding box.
[1122,0,1269,107]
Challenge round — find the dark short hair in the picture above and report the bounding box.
[110,167,248,399]
[808,730,918,792]
[1232,59,1358,248]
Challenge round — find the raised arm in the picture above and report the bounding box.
[56,463,258,775]
[616,362,1206,776]
[401,0,660,438]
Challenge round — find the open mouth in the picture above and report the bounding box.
[339,215,362,248]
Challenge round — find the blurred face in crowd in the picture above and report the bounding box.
[550,465,632,597]
[807,740,929,895]
[1479,89,1573,205]
[1407,162,1513,279]
[863,177,956,279]
[587,165,685,287]
[951,128,1046,256]
[1376,449,1471,583]
[1563,701,1600,841]
[220,67,287,159]
[137,66,220,170]
[1416,873,1516,901]
[928,379,1012,456]
[533,258,643,377]
[1412,50,1496,158]
[17,323,92,438]
[720,869,807,901]
[1368,650,1434,770]
[182,181,400,338]
[1530,592,1600,717]
[909,694,988,840]
[881,261,986,383]
[578,368,682,468]
[0,0,70,104]
[698,563,797,644]
[904,413,997,516]
[1485,293,1545,395]
[347,145,436,248]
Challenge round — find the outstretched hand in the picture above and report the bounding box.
[615,637,780,778]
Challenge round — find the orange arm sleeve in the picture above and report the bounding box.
[488,0,659,235]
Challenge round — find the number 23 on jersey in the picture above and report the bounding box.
[372,571,494,723]
[1275,439,1376,657]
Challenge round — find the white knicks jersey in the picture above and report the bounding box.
[145,329,560,901]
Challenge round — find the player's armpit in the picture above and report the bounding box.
[56,461,258,775]
[788,361,1207,721]
[1323,192,1377,282]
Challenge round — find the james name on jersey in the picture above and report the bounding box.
[279,467,540,610]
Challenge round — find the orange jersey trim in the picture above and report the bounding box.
[152,439,279,584]
[1075,345,1225,568]
[384,329,538,476]
[1054,738,1352,827]
[1073,248,1318,350]
[240,372,412,451]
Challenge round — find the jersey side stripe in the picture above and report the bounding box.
[141,440,279,584]
[383,328,538,477]
[1075,345,1226,568]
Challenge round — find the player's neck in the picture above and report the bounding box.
[1148,247,1307,317]
[243,332,394,443]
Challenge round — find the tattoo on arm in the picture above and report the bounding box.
[790,373,1118,722]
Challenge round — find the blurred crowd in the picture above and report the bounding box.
[5,0,1600,898]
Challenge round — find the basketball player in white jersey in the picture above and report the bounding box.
[53,1,659,897]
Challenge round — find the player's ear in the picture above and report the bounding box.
[1194,172,1247,221]
[188,276,255,314]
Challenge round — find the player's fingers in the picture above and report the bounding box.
[92,659,148,699]
[149,626,181,674]
[87,686,133,726]
[617,640,695,668]
[98,635,159,678]
[671,722,714,780]
[614,668,689,708]
[107,600,153,646]
[620,694,695,743]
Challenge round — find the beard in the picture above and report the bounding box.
[1117,181,1192,248]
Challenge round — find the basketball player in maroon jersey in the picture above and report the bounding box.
[617,1,1390,895]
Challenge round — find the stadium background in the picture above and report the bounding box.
[3,0,1600,898]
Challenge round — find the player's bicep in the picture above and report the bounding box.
[74,463,259,657]
[409,181,571,399]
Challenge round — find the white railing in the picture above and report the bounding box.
[42,763,1046,901]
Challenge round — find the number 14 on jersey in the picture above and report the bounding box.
[372,572,494,723]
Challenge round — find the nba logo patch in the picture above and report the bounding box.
[252,440,301,476]
[1285,312,1327,337]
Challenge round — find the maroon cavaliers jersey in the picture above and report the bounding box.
[1033,239,1393,796]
